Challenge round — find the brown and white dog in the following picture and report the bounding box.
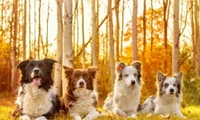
[103,61,142,118]
[139,71,185,118]
[61,66,99,120]
[13,58,60,120]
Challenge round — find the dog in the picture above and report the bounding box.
[103,61,142,118]
[139,71,185,118]
[13,58,60,120]
[61,66,99,120]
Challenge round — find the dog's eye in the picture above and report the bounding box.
[124,74,129,77]
[134,73,137,77]
[39,64,44,69]
[164,83,169,88]
[173,84,177,87]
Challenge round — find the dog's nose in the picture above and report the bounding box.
[131,80,135,85]
[170,89,174,93]
[34,69,39,74]
[79,81,84,85]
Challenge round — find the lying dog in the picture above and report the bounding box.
[139,71,185,118]
[103,61,142,118]
[61,66,99,120]
[13,58,60,120]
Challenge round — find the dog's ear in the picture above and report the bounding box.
[87,67,99,79]
[116,62,126,73]
[132,61,141,73]
[17,60,30,71]
[63,66,74,78]
[43,58,57,68]
[157,71,166,82]
[174,72,182,83]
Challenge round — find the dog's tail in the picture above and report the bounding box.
[138,96,155,114]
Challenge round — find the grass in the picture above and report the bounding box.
[0,92,200,120]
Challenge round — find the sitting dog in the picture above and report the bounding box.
[103,61,142,118]
[139,71,185,118]
[61,66,99,120]
[13,58,60,120]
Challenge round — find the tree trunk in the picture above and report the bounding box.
[132,0,138,61]
[54,0,63,96]
[121,0,125,56]
[45,0,50,57]
[81,0,86,69]
[38,0,41,59]
[29,0,31,59]
[91,0,98,67]
[63,0,73,94]
[108,0,115,85]
[172,0,180,74]
[91,0,98,91]
[142,0,146,62]
[194,0,199,75]
[22,0,26,60]
[11,0,18,94]
[163,0,168,50]
[150,0,153,51]
[115,0,120,61]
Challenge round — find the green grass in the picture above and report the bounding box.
[0,92,200,120]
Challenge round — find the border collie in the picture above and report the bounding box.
[13,58,60,120]
[139,71,185,118]
[103,61,142,118]
[61,66,99,120]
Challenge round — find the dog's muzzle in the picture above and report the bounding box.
[169,89,174,94]
[131,80,135,85]
[31,68,42,86]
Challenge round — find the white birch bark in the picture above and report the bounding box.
[172,0,180,74]
[132,0,138,61]
[54,0,63,96]
[63,0,73,94]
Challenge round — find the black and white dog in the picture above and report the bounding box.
[103,61,142,118]
[139,71,185,118]
[13,58,60,120]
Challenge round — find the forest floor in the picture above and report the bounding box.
[0,92,200,120]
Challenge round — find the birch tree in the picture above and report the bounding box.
[11,0,18,94]
[132,0,138,61]
[22,0,26,60]
[115,0,120,61]
[54,0,63,96]
[108,0,115,84]
[63,0,73,93]
[91,0,98,91]
[91,0,98,67]
[172,0,180,74]
[194,0,199,75]
[81,0,86,69]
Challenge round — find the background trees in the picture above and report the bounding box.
[0,0,199,105]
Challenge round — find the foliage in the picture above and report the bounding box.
[0,40,12,92]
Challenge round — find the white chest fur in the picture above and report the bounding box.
[22,84,53,118]
[70,89,97,118]
[113,85,140,115]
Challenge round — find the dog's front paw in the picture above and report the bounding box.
[73,115,82,120]
[84,111,99,120]
[180,114,186,119]
[161,114,170,119]
[35,116,47,120]
[129,113,137,119]
[21,115,31,120]
[113,108,126,117]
